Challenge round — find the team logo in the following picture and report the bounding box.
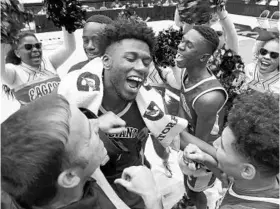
[77,72,100,92]
[143,101,164,121]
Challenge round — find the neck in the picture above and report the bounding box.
[21,61,40,69]
[102,75,129,114]
[46,183,85,209]
[233,175,278,192]
[185,64,211,83]
[258,68,278,80]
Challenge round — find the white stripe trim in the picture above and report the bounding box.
[182,75,217,92]
[192,87,228,114]
[99,102,133,117]
[229,185,280,205]
[165,89,180,101]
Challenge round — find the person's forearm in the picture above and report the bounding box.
[180,130,217,158]
[165,69,181,89]
[171,66,182,88]
[218,9,238,53]
[1,44,15,85]
[49,27,76,69]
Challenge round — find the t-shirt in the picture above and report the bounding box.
[244,63,279,94]
[68,60,89,74]
[216,182,280,209]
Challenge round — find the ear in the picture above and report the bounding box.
[102,54,112,70]
[14,49,21,58]
[241,163,256,180]
[200,54,211,62]
[57,169,81,189]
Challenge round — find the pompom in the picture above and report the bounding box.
[153,27,183,68]
[177,0,227,25]
[44,0,86,33]
[208,46,247,124]
[1,0,34,44]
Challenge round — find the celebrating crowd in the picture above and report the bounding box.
[1,1,279,209]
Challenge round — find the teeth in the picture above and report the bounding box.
[128,76,143,82]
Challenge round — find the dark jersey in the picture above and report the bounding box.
[180,68,227,139]
[98,101,148,182]
[216,181,280,209]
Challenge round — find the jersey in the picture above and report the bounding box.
[98,101,148,209]
[6,56,59,105]
[244,63,279,94]
[180,68,228,138]
[68,60,89,73]
[216,181,280,209]
[180,68,228,193]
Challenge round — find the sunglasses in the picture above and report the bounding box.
[259,48,279,59]
[20,43,42,51]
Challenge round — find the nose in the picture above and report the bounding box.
[86,40,96,50]
[134,59,149,75]
[177,41,185,51]
[262,52,271,60]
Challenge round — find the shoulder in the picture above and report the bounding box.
[68,60,89,73]
[194,90,226,114]
[5,63,17,70]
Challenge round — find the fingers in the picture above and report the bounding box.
[111,116,126,127]
[114,178,131,189]
[106,127,126,134]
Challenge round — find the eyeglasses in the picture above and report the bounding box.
[259,48,279,59]
[20,43,42,51]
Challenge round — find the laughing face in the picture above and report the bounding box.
[103,39,152,101]
[257,39,279,74]
[15,35,42,67]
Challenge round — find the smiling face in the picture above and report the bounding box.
[83,22,106,60]
[257,39,279,74]
[66,105,108,180]
[15,35,42,67]
[176,29,207,68]
[103,39,152,101]
[213,127,256,180]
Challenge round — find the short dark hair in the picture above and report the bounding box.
[86,14,113,24]
[1,94,71,207]
[97,18,156,55]
[228,91,279,177]
[193,25,219,54]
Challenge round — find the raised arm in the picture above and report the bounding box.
[217,8,238,53]
[48,27,76,69]
[1,44,16,86]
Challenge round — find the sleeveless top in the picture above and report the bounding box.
[7,56,60,105]
[244,63,279,94]
[180,68,228,137]
[98,101,148,183]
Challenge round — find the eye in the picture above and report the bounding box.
[125,56,135,62]
[143,58,152,66]
[83,38,89,44]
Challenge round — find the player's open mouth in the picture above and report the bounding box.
[175,53,184,62]
[126,76,144,89]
